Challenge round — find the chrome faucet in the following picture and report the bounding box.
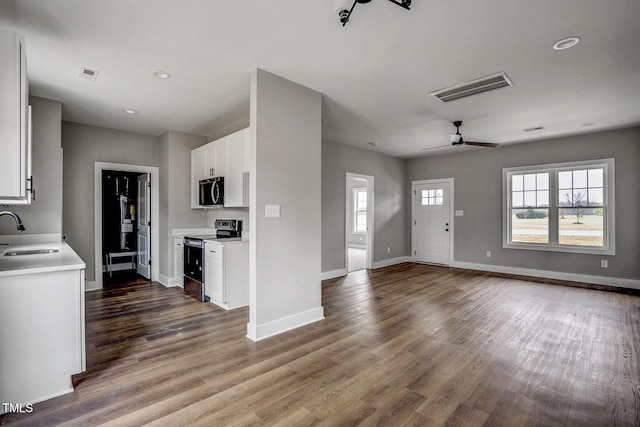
[0,211,26,232]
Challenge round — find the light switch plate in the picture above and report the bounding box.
[265,204,281,218]
[455,210,464,216]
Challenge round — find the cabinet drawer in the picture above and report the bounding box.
[204,243,223,260]
[173,237,184,249]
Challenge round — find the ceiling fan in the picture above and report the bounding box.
[335,0,411,26]
[419,121,499,152]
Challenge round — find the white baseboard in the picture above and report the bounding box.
[451,261,640,290]
[157,274,184,288]
[373,256,411,269]
[321,268,347,280]
[321,257,411,280]
[246,306,325,342]
[85,280,100,291]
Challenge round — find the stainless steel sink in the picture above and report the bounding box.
[3,248,60,256]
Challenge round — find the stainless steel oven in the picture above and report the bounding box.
[183,238,206,301]
[183,219,243,302]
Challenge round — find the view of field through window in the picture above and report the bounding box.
[510,167,604,247]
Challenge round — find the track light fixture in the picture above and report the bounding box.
[334,0,411,26]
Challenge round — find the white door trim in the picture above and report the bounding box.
[411,178,454,266]
[93,162,159,290]
[346,173,374,270]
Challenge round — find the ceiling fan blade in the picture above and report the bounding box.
[463,141,499,148]
[418,144,450,151]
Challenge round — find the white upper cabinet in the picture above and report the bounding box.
[204,137,226,178]
[0,30,32,205]
[191,127,250,209]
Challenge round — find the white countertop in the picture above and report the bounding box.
[204,238,249,245]
[0,242,85,277]
[172,228,216,237]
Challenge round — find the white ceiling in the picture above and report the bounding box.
[2,0,639,158]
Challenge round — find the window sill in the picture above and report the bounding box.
[503,241,615,256]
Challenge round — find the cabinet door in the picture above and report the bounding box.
[191,145,207,208]
[173,249,184,284]
[204,138,226,178]
[224,131,243,207]
[204,142,216,178]
[0,31,30,204]
[214,139,226,177]
[173,238,184,285]
[205,251,224,303]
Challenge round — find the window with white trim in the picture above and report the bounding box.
[421,188,444,206]
[353,188,367,233]
[503,159,615,255]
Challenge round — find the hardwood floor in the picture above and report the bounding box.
[2,263,639,426]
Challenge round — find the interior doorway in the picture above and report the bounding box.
[346,173,374,272]
[100,170,151,287]
[93,162,159,290]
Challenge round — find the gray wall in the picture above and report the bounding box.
[159,130,208,280]
[61,121,160,281]
[0,96,62,235]
[406,126,640,280]
[322,139,406,272]
[249,69,322,337]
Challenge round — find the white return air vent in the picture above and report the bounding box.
[430,72,513,102]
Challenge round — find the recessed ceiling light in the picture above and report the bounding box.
[553,36,580,50]
[124,109,138,114]
[153,71,171,79]
[367,142,378,147]
[581,121,596,127]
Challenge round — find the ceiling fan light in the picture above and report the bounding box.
[450,133,462,143]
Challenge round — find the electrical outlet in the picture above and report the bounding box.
[486,251,491,257]
[601,260,608,268]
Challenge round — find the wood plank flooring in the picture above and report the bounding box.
[2,263,639,426]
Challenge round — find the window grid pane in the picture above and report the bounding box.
[511,173,549,208]
[421,189,444,206]
[558,168,604,208]
[354,189,367,233]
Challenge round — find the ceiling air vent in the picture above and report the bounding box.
[79,67,99,81]
[430,72,513,102]
[523,126,544,132]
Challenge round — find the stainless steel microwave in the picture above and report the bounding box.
[199,177,224,207]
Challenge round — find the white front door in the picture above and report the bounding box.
[413,181,451,265]
[137,173,150,279]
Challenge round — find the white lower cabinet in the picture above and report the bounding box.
[172,236,184,287]
[205,244,224,302]
[204,240,248,310]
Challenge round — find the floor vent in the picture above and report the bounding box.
[430,72,513,102]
